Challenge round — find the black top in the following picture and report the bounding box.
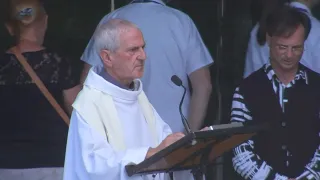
[0,49,77,168]
[239,66,320,177]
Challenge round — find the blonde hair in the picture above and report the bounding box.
[6,0,46,39]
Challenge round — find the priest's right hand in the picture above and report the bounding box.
[146,133,185,159]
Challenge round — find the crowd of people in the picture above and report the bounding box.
[0,0,320,180]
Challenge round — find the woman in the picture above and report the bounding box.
[0,0,80,179]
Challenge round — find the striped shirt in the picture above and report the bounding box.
[231,63,320,180]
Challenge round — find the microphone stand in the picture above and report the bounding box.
[170,75,193,136]
[171,75,200,179]
[172,75,203,179]
[180,84,198,148]
[179,84,192,134]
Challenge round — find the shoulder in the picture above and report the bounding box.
[167,8,197,28]
[73,86,101,110]
[302,66,320,99]
[308,16,320,42]
[43,49,74,65]
[242,67,266,83]
[248,23,262,46]
[40,48,67,60]
[166,6,191,19]
[303,65,320,82]
[250,23,259,36]
[310,15,320,27]
[236,67,266,93]
[309,15,320,32]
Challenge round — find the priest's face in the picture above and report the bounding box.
[268,24,305,73]
[105,27,146,84]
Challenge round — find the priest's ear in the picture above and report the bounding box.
[100,49,113,68]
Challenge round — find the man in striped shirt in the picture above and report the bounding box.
[231,6,320,180]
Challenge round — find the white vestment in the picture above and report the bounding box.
[63,67,194,180]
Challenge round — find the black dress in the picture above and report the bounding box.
[0,49,77,169]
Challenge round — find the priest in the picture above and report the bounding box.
[63,19,194,180]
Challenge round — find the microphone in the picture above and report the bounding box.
[171,75,192,134]
[171,75,182,86]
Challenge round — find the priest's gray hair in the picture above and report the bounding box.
[93,19,138,53]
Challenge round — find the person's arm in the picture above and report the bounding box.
[63,85,81,115]
[295,144,320,179]
[231,87,289,180]
[57,55,81,115]
[80,63,92,85]
[184,16,213,131]
[188,66,212,131]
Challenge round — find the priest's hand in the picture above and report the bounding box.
[159,133,185,149]
[146,133,185,159]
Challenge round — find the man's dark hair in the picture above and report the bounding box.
[256,0,290,45]
[253,0,289,28]
[265,6,311,40]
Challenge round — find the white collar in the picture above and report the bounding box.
[84,66,143,101]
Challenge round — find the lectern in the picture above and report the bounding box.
[125,124,267,179]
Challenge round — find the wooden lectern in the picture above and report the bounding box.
[125,124,267,180]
